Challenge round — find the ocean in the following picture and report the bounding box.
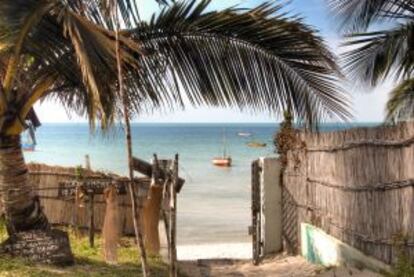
[23,122,378,245]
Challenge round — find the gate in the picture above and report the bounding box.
[251,159,262,265]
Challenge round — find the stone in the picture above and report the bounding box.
[0,229,74,266]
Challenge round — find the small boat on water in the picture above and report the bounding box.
[238,132,252,137]
[212,129,232,167]
[247,141,267,148]
[212,156,232,167]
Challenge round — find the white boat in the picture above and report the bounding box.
[238,132,252,137]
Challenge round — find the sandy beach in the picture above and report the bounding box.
[177,242,252,260]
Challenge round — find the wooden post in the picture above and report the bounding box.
[169,154,178,277]
[132,157,185,192]
[85,155,94,248]
[73,186,82,238]
[161,179,170,248]
[89,193,95,248]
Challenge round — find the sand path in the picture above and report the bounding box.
[179,255,323,277]
[173,242,383,276]
[178,255,383,277]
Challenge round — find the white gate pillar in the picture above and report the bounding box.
[259,157,282,255]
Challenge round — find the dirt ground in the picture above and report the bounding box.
[178,254,384,277]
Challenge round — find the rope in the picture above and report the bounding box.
[307,178,414,192]
[306,136,414,153]
[283,173,414,192]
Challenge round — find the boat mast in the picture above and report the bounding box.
[222,128,227,158]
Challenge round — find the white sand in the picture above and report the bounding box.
[177,242,252,260]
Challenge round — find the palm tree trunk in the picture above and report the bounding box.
[0,135,48,234]
[114,10,149,276]
[122,110,150,276]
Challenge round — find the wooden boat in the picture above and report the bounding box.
[247,141,267,148]
[212,156,232,167]
[212,128,232,167]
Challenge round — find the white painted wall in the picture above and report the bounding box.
[301,223,391,273]
[259,157,282,255]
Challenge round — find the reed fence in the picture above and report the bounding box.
[27,163,150,235]
[282,122,414,264]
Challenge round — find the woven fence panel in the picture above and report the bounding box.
[27,163,149,235]
[282,122,414,264]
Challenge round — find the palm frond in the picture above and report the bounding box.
[0,0,146,130]
[328,0,414,32]
[0,0,350,132]
[342,22,414,86]
[127,0,350,126]
[386,78,414,122]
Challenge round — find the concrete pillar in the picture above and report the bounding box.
[259,157,282,255]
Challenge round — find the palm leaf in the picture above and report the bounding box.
[0,0,350,133]
[328,0,414,32]
[342,22,414,86]
[386,78,414,122]
[127,0,350,126]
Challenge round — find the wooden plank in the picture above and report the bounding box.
[133,157,185,192]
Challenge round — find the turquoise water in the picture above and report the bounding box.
[23,122,378,245]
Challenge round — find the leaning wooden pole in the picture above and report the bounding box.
[113,7,149,277]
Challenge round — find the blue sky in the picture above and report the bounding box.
[36,0,392,123]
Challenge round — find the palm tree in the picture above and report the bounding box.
[329,0,414,122]
[0,0,348,256]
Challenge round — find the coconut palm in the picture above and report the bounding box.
[329,0,414,122]
[0,0,349,244]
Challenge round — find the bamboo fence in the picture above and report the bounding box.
[282,122,414,264]
[27,163,150,235]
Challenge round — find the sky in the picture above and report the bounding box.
[35,0,393,123]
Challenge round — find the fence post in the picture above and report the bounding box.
[85,155,94,248]
[169,154,178,277]
[89,193,95,248]
[73,186,82,238]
